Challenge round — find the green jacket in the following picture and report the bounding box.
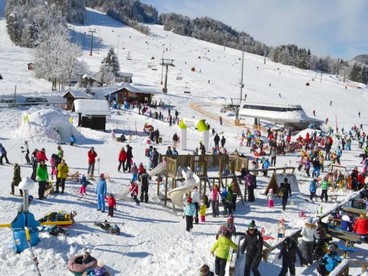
[37,164,48,181]
[211,235,238,260]
[320,180,329,190]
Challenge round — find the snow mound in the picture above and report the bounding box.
[16,107,79,143]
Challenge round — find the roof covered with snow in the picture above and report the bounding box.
[106,83,161,95]
[73,99,111,116]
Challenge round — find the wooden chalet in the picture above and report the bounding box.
[105,83,161,106]
[73,99,111,131]
[63,90,94,111]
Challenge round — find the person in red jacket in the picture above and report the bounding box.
[105,193,117,217]
[36,148,48,162]
[137,162,145,176]
[129,180,140,205]
[352,213,368,235]
[87,147,98,177]
[118,147,127,172]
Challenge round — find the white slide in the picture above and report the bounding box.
[115,187,131,200]
[168,168,200,208]
[148,162,167,177]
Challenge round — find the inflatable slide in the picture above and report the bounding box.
[168,168,200,208]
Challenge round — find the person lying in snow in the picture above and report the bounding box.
[94,220,121,235]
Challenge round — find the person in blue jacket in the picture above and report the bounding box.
[317,244,342,276]
[69,134,76,146]
[183,197,196,232]
[96,174,107,213]
[309,178,318,201]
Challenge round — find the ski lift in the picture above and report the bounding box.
[184,82,191,94]
[176,73,183,81]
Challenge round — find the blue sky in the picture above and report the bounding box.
[141,0,368,60]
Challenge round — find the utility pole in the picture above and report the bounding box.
[160,59,174,93]
[89,28,96,56]
[160,44,165,85]
[236,49,245,122]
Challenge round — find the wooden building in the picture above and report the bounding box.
[73,99,111,131]
[105,83,160,106]
[63,90,94,110]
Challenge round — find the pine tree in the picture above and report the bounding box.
[101,48,120,77]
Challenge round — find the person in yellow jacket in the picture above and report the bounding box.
[199,202,207,222]
[210,230,238,276]
[56,159,69,193]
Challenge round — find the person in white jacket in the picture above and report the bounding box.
[191,186,200,224]
[299,217,319,265]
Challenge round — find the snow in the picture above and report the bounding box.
[0,4,367,276]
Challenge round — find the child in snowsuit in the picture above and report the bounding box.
[278,237,303,276]
[183,197,196,232]
[199,202,207,222]
[129,180,140,205]
[317,244,342,276]
[105,193,117,217]
[10,163,22,196]
[267,188,274,208]
[79,174,90,195]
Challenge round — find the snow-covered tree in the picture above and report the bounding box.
[34,24,81,90]
[100,48,120,77]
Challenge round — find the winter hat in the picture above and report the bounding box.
[186,197,192,203]
[100,173,104,179]
[227,216,234,224]
[284,177,288,182]
[306,217,315,224]
[110,193,114,197]
[97,260,104,267]
[248,220,256,229]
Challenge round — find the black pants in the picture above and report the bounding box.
[282,196,288,210]
[131,194,140,205]
[310,191,316,201]
[118,161,126,172]
[211,200,219,217]
[279,260,296,276]
[244,256,261,276]
[185,215,193,232]
[87,162,95,176]
[140,187,149,203]
[0,153,10,164]
[320,190,328,202]
[38,181,46,199]
[215,256,227,276]
[108,206,114,217]
[125,158,132,172]
[56,177,66,192]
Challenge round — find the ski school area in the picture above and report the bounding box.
[0,108,367,275]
